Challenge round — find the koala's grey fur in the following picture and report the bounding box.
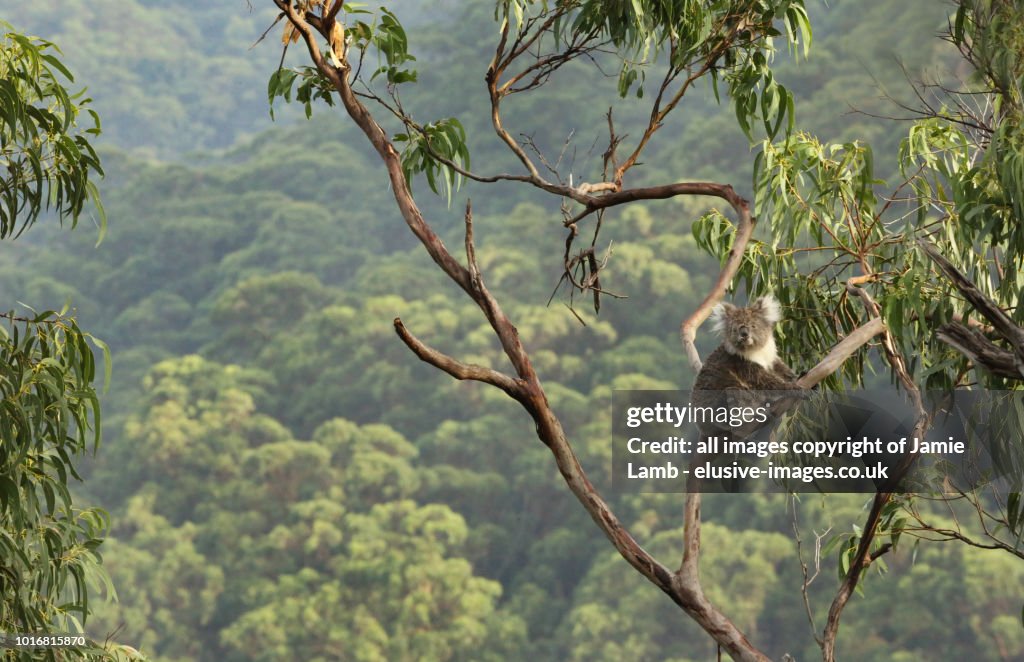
[691,295,805,490]
[693,294,801,394]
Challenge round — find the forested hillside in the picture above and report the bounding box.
[2,1,1021,661]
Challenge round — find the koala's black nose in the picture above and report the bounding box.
[738,327,749,340]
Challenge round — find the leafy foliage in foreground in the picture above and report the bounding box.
[0,21,121,662]
[0,22,104,240]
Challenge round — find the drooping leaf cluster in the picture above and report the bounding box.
[0,23,105,242]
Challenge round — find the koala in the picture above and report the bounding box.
[691,294,805,444]
[691,294,806,491]
[693,294,801,394]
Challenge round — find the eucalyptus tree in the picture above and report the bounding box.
[260,1,1024,659]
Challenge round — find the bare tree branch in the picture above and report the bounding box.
[919,239,1024,379]
[324,0,344,24]
[679,187,755,373]
[394,318,525,397]
[936,323,1024,379]
[796,318,886,388]
[901,522,1024,560]
[791,497,828,646]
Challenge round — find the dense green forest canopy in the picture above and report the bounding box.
[1,1,1022,661]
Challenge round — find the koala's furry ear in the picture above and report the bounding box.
[753,294,782,324]
[709,302,736,334]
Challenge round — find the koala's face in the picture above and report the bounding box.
[711,295,782,351]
